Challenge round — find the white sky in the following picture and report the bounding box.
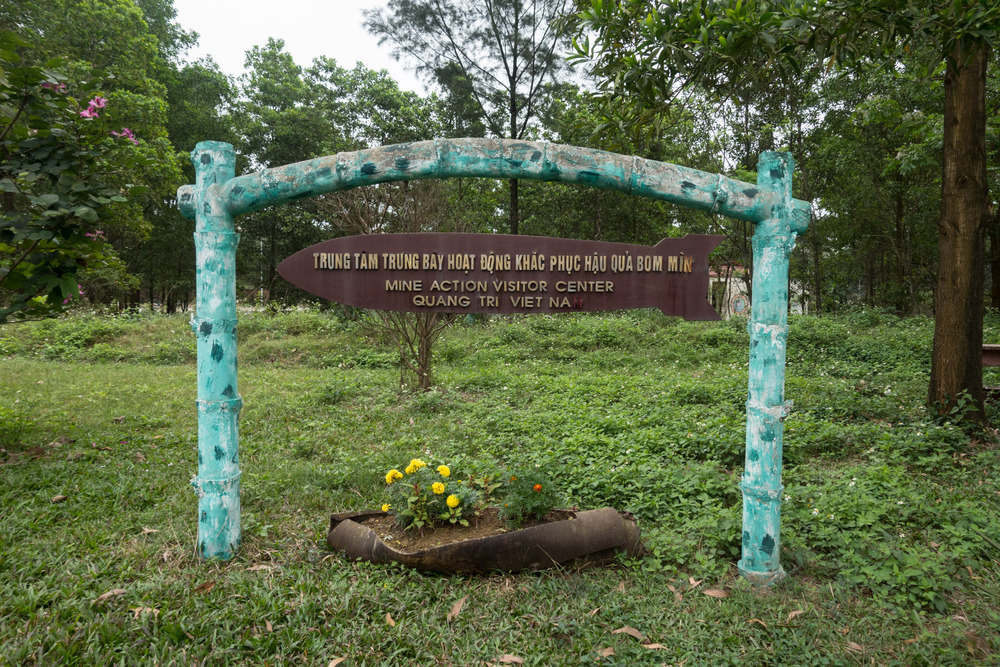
[171,0,426,93]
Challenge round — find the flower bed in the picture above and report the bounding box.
[381,458,562,533]
[325,457,644,572]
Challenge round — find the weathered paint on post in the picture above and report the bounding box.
[737,152,809,585]
[190,141,242,560]
[177,138,810,572]
[177,138,803,224]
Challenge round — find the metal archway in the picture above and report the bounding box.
[177,138,809,585]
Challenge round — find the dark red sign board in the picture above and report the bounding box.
[278,233,723,320]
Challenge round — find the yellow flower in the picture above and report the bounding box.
[385,469,403,484]
[446,494,460,508]
[432,482,445,495]
[404,458,427,475]
[381,503,391,512]
[437,465,451,478]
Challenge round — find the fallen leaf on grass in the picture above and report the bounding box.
[447,596,467,622]
[845,642,863,654]
[248,564,273,572]
[328,658,347,667]
[688,577,703,588]
[643,643,668,650]
[193,581,216,595]
[141,527,158,534]
[265,619,273,633]
[667,584,682,604]
[385,613,395,627]
[131,607,160,619]
[595,647,615,659]
[51,495,68,503]
[67,452,84,461]
[903,638,919,645]
[748,618,768,629]
[113,416,126,423]
[612,626,645,641]
[616,581,626,593]
[497,654,524,664]
[703,588,729,599]
[135,451,146,462]
[92,588,127,605]
[786,610,805,621]
[587,607,601,617]
[966,631,989,657]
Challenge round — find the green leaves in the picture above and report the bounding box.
[72,205,98,223]
[0,33,142,323]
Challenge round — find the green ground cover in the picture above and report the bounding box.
[1,309,998,665]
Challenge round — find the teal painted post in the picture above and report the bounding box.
[190,141,242,559]
[738,152,806,585]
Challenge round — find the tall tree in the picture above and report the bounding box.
[576,0,999,422]
[233,39,330,299]
[364,0,574,234]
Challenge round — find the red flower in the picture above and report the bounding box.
[533,484,542,492]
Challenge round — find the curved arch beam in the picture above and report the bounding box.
[178,137,809,229]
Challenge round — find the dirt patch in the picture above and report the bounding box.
[358,507,576,552]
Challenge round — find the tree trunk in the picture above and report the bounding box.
[417,313,434,391]
[893,190,912,315]
[809,225,823,314]
[927,42,991,423]
[509,178,519,235]
[991,216,1000,309]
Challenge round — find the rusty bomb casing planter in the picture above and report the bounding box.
[327,508,644,574]
[177,138,809,585]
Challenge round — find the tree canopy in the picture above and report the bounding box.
[364,0,575,234]
[574,0,999,420]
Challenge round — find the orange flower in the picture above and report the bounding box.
[533,484,543,492]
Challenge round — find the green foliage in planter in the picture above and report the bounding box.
[384,459,478,529]
[498,467,562,528]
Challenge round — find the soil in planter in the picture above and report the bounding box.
[362,507,576,552]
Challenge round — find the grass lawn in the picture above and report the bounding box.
[1,308,998,665]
